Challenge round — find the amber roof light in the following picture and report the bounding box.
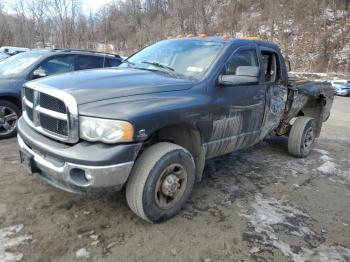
[223,34,231,39]
[177,34,185,38]
[199,33,208,38]
[240,36,262,40]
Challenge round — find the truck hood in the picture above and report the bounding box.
[32,68,194,105]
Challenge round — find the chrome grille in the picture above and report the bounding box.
[39,113,68,136]
[39,93,67,114]
[22,82,79,143]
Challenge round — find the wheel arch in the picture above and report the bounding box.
[140,123,206,182]
[298,94,326,137]
[0,95,22,109]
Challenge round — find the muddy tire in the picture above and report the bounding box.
[288,116,316,158]
[0,100,21,139]
[126,142,195,223]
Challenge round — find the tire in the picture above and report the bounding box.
[288,116,316,158]
[126,142,195,223]
[0,99,21,139]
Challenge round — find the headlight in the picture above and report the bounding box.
[80,116,133,143]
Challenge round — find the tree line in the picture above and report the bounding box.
[0,0,349,75]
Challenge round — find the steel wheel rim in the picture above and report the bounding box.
[303,127,314,149]
[0,106,18,135]
[155,163,188,210]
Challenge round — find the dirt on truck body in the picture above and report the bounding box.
[16,37,334,223]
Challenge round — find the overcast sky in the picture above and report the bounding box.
[1,0,114,15]
[82,0,113,13]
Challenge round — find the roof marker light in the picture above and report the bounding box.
[199,33,208,38]
[223,34,231,39]
[177,34,185,38]
[187,33,195,38]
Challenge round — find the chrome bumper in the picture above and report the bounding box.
[18,134,134,194]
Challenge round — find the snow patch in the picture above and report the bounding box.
[76,248,90,258]
[0,224,32,262]
[313,148,329,155]
[317,161,337,175]
[242,194,350,262]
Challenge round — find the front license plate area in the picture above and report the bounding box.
[19,148,38,174]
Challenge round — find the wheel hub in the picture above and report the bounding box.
[0,106,17,135]
[304,127,314,149]
[161,174,180,197]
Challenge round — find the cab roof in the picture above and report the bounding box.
[165,36,280,50]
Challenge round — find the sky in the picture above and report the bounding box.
[82,0,114,14]
[1,0,114,15]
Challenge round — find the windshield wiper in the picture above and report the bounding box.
[140,61,178,78]
[141,61,175,72]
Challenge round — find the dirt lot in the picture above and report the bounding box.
[0,96,349,262]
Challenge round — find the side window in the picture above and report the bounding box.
[37,56,75,76]
[224,50,258,75]
[77,56,104,70]
[108,58,122,67]
[261,51,281,83]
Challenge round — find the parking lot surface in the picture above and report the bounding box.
[0,97,349,262]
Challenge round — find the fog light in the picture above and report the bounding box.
[70,168,92,186]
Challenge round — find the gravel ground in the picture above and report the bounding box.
[0,96,349,262]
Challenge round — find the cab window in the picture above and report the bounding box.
[261,51,281,83]
[223,50,258,75]
[36,56,75,76]
[77,56,105,70]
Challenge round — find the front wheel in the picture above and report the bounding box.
[288,117,316,158]
[0,100,21,139]
[126,142,195,223]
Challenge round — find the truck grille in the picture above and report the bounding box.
[22,83,79,143]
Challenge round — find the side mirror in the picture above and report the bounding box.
[32,68,47,79]
[219,66,259,86]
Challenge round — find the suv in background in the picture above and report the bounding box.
[0,46,30,62]
[0,49,122,138]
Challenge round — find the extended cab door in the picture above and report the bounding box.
[258,47,288,139]
[205,47,266,158]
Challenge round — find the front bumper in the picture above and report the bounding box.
[17,117,142,194]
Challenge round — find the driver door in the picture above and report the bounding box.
[205,48,266,158]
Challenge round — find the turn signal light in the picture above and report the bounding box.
[241,36,262,40]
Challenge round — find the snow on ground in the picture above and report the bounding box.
[242,194,350,262]
[0,224,32,262]
[314,148,350,184]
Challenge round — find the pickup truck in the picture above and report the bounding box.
[17,37,334,223]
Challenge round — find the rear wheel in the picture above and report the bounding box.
[288,116,316,158]
[0,100,20,139]
[126,142,195,223]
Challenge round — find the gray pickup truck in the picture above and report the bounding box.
[17,37,334,223]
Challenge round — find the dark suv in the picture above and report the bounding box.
[0,49,122,138]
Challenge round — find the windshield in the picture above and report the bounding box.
[120,39,224,79]
[0,52,44,77]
